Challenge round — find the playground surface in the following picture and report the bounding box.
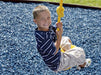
[0,1,101,75]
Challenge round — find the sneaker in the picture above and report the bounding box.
[77,58,91,70]
[85,58,92,67]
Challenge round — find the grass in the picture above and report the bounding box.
[38,0,101,8]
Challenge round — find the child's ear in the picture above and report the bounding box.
[33,19,37,24]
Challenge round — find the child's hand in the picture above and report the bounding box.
[56,22,63,38]
[54,22,63,54]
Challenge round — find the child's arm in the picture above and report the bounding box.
[54,22,63,55]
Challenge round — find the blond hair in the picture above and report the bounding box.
[33,5,50,19]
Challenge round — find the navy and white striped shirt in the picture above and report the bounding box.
[35,26,61,71]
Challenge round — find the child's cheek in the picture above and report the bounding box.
[50,20,52,24]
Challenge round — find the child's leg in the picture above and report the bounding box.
[79,62,86,67]
[77,58,91,70]
[65,47,86,67]
[60,36,72,51]
[57,47,86,71]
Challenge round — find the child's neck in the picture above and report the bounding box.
[38,28,49,31]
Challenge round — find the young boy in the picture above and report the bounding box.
[33,5,91,72]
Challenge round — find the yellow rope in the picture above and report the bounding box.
[56,0,64,31]
[57,1,72,71]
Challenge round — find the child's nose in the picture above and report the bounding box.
[44,19,48,24]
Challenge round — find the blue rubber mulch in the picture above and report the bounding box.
[0,1,101,75]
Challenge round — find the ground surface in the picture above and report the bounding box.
[0,1,101,75]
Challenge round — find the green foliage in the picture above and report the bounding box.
[38,0,101,7]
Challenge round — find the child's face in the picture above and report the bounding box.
[34,10,51,31]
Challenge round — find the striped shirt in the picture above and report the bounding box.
[35,26,61,71]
